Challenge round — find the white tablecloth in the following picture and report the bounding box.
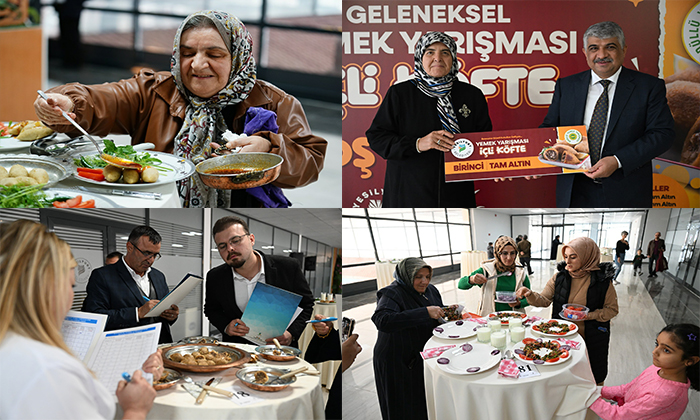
[139,344,324,420]
[375,261,397,290]
[460,251,489,278]
[298,300,341,389]
[423,329,598,420]
[1,134,181,207]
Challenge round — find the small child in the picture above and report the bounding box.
[590,323,699,420]
[632,249,646,276]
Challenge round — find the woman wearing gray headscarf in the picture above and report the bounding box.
[372,257,445,420]
[367,31,492,207]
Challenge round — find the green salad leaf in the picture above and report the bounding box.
[0,185,54,208]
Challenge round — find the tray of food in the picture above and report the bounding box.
[236,366,296,392]
[178,336,219,345]
[255,345,301,362]
[1,121,56,152]
[162,344,250,373]
[153,367,182,390]
[0,154,70,188]
[513,338,572,365]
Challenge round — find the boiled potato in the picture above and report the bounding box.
[0,167,7,180]
[122,168,140,184]
[0,178,18,187]
[12,176,38,186]
[29,168,49,185]
[8,164,28,178]
[103,165,123,183]
[141,167,159,183]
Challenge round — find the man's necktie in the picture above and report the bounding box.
[588,80,611,164]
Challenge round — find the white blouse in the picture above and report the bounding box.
[0,332,115,419]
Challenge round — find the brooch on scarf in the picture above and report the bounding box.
[459,104,471,118]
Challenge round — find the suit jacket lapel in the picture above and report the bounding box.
[574,71,590,124]
[606,66,633,140]
[223,266,241,316]
[116,260,145,304]
[260,250,277,286]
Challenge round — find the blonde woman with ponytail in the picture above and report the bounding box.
[0,220,160,419]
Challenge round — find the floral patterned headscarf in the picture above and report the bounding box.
[171,10,256,207]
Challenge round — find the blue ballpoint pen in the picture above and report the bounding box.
[306,317,338,323]
[122,372,132,382]
[142,296,150,301]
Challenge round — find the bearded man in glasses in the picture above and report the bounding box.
[204,216,314,348]
[82,225,179,343]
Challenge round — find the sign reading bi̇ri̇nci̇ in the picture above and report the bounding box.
[445,126,590,182]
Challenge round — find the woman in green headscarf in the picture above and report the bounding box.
[372,257,445,420]
[35,10,327,208]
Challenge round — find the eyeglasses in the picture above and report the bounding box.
[131,242,161,261]
[217,234,249,251]
[499,251,517,257]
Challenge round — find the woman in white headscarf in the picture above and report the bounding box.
[34,10,327,208]
[366,31,492,207]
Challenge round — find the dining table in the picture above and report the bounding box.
[0,133,183,208]
[118,343,325,420]
[423,323,600,420]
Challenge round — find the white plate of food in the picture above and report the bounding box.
[0,121,56,152]
[435,342,502,375]
[433,320,478,340]
[72,151,195,188]
[530,319,579,338]
[513,338,572,366]
[0,154,70,188]
[45,188,121,208]
[487,311,527,325]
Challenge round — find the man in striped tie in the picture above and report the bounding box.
[540,21,674,207]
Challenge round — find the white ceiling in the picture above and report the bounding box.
[229,208,341,248]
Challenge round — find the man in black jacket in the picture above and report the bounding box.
[204,216,314,347]
[646,232,666,277]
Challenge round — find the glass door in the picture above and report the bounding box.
[679,220,699,294]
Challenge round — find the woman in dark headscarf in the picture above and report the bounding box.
[34,10,326,208]
[516,237,619,384]
[372,257,445,420]
[458,235,531,316]
[366,31,492,207]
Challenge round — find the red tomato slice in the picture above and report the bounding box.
[78,172,105,182]
[53,200,70,208]
[74,199,95,208]
[570,325,577,330]
[65,196,82,207]
[560,350,570,359]
[547,357,559,363]
[77,167,105,174]
[532,325,540,331]
[522,338,536,345]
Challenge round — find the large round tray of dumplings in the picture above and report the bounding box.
[162,344,251,373]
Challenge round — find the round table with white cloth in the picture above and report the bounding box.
[299,299,341,389]
[460,251,489,278]
[375,260,397,290]
[423,328,599,420]
[137,344,324,420]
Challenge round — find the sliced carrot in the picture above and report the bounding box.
[65,196,82,207]
[77,167,104,174]
[78,172,105,182]
[74,199,95,208]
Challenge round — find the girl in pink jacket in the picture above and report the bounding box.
[590,323,699,420]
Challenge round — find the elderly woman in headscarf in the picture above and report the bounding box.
[458,235,531,316]
[516,237,619,384]
[372,257,445,420]
[366,31,492,207]
[34,10,326,208]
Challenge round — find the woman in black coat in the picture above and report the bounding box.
[366,31,492,207]
[372,257,445,420]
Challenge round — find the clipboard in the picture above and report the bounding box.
[144,273,203,317]
[241,283,303,346]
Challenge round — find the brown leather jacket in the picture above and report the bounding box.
[46,69,327,188]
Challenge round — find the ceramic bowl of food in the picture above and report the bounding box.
[162,344,250,373]
[195,153,283,189]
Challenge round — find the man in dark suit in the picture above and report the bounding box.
[82,226,179,343]
[541,21,674,207]
[646,231,666,277]
[204,216,314,348]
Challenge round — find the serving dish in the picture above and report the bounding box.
[531,319,578,338]
[153,367,182,390]
[0,154,70,187]
[435,342,502,375]
[178,336,219,344]
[195,152,283,189]
[255,344,301,362]
[236,366,296,392]
[432,320,477,340]
[487,311,527,325]
[162,344,250,373]
[513,338,572,366]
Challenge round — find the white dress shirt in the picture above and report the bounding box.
[583,67,623,168]
[232,251,266,312]
[122,258,152,320]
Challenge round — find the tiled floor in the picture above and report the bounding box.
[343,260,700,420]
